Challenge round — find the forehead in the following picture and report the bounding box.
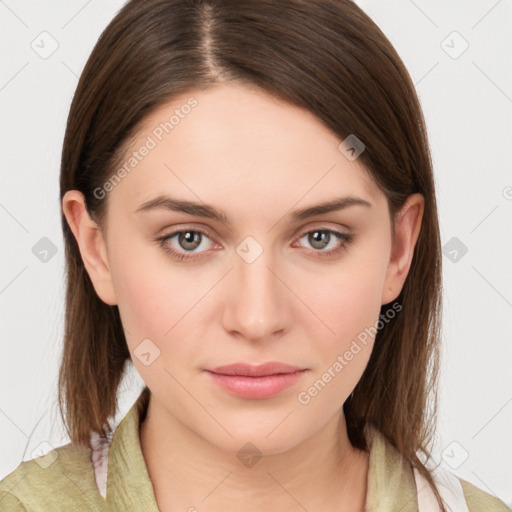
[108,83,383,215]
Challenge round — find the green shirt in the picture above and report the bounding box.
[1,389,509,511]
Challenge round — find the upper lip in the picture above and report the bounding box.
[206,362,305,377]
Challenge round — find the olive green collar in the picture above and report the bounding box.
[104,388,418,511]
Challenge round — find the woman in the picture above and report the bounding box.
[1,0,509,510]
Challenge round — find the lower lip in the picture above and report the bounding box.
[204,370,307,399]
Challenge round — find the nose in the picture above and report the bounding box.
[221,243,290,343]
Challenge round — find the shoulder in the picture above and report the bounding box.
[0,441,105,511]
[366,427,510,512]
[415,464,511,512]
[458,477,512,512]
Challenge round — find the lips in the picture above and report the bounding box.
[203,362,307,399]
[207,362,304,377]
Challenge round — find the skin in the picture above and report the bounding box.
[63,82,424,512]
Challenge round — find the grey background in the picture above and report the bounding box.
[1,0,511,505]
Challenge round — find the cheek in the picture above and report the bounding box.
[110,258,201,391]
[307,252,388,343]
[106,228,198,352]
[296,239,390,388]
[294,275,384,412]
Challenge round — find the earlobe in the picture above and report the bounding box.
[62,190,117,306]
[381,193,424,305]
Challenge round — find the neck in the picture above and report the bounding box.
[139,394,369,512]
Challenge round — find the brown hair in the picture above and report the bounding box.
[59,0,444,507]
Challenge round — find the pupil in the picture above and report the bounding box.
[181,231,200,250]
[310,231,329,249]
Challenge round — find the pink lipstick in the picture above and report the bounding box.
[203,362,307,399]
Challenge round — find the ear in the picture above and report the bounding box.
[381,193,424,305]
[62,190,117,306]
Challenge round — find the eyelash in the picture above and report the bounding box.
[155,227,354,262]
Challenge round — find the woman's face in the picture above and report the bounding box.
[67,83,422,455]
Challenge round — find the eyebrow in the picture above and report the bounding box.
[135,195,372,223]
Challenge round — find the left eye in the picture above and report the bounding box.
[295,229,352,252]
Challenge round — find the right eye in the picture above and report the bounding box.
[156,228,219,261]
